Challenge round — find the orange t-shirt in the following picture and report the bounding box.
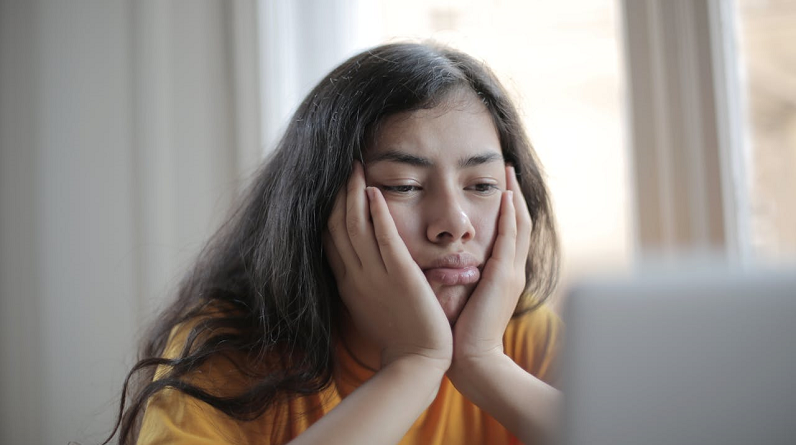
[138,304,562,445]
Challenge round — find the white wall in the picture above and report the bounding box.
[1,2,44,443]
[1,2,136,442]
[0,1,260,443]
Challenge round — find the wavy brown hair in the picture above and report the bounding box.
[104,41,559,444]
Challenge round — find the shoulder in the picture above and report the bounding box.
[152,304,258,391]
[139,386,255,444]
[139,305,271,444]
[139,304,336,444]
[503,301,564,386]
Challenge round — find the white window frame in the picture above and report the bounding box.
[620,0,751,263]
[257,0,753,264]
[257,0,379,155]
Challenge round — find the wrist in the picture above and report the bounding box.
[447,350,513,398]
[380,354,449,405]
[449,346,507,377]
[382,350,452,376]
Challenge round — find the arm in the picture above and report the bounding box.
[447,166,561,444]
[289,355,445,445]
[140,164,450,445]
[307,162,452,444]
[448,353,561,445]
[138,355,447,445]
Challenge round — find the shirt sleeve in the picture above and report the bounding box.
[136,320,263,445]
[137,388,250,445]
[502,303,564,387]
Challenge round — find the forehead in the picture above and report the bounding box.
[365,90,502,164]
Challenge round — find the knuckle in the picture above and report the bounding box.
[374,230,394,247]
[346,218,360,238]
[504,226,518,239]
[327,220,343,237]
[346,178,362,196]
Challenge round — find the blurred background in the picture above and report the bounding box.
[1,0,793,443]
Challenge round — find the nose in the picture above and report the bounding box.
[426,191,475,244]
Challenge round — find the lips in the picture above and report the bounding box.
[421,253,481,286]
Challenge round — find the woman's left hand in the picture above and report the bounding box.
[445,169,560,444]
[447,165,532,381]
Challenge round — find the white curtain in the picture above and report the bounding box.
[258,0,381,152]
[0,1,260,443]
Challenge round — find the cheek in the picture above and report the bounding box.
[383,201,423,257]
[471,198,502,249]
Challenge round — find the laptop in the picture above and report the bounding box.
[560,265,796,445]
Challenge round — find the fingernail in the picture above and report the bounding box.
[366,187,375,201]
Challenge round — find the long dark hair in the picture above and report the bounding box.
[104,41,559,444]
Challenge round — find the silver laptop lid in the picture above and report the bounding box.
[560,266,796,445]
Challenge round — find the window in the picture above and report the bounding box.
[375,1,631,296]
[257,0,794,294]
[736,0,796,263]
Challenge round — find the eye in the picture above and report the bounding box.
[382,185,421,194]
[467,183,500,195]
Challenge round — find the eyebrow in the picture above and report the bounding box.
[367,149,503,168]
[459,152,504,168]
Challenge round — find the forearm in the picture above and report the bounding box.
[448,354,561,445]
[288,355,445,445]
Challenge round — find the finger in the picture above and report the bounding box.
[489,189,517,264]
[322,231,346,280]
[327,181,360,267]
[457,191,518,329]
[366,186,416,273]
[345,162,385,269]
[507,166,532,269]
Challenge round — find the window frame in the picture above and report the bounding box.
[619,0,751,263]
[257,0,753,264]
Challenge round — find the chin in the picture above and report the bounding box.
[433,283,476,325]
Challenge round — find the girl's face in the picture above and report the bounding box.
[364,90,506,325]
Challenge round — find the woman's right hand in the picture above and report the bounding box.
[324,162,452,371]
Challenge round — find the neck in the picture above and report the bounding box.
[340,312,382,372]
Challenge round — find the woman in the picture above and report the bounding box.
[106,41,561,445]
